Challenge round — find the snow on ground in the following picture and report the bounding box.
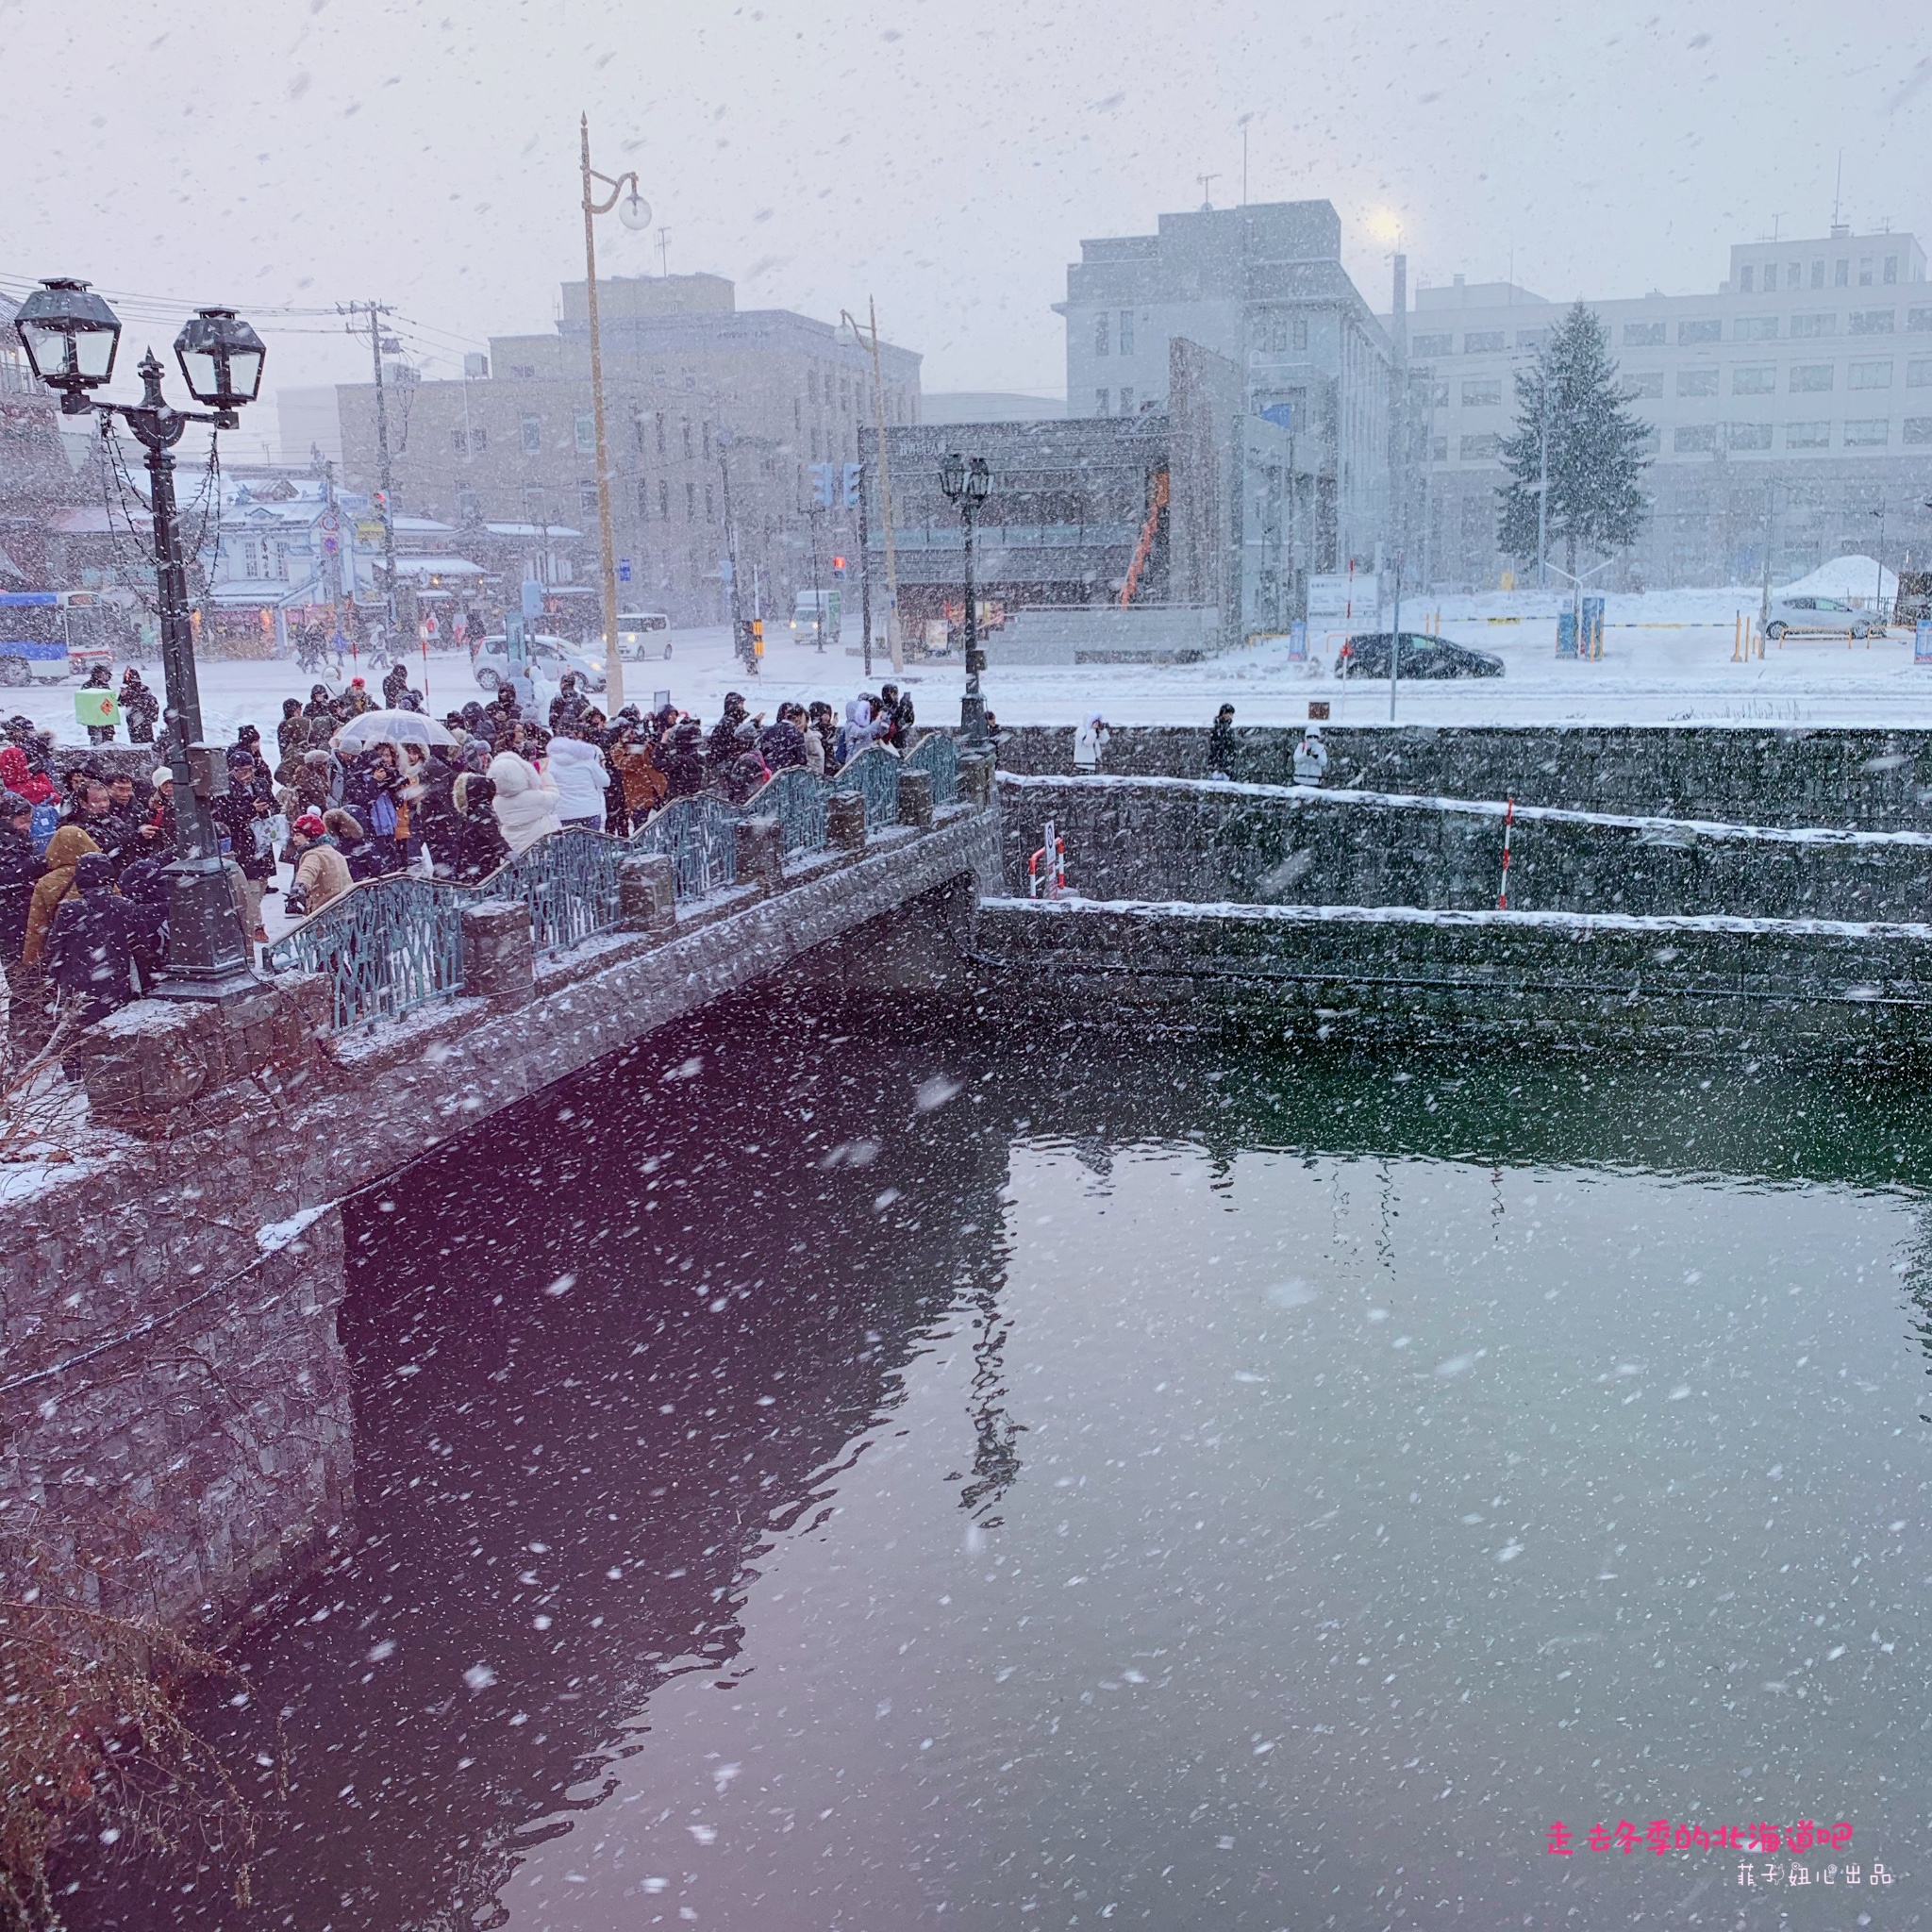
[11,586,1932,760]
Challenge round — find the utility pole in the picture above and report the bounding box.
[1536,391,1550,591]
[857,458,874,677]
[841,300,902,672]
[345,301,400,652]
[720,429,750,675]
[1759,480,1777,631]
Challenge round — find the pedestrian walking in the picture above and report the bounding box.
[1208,703,1239,779]
[119,668,160,744]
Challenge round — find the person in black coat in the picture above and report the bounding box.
[0,791,37,963]
[1208,703,1239,780]
[705,692,749,770]
[120,669,160,745]
[113,856,170,991]
[453,775,510,881]
[662,723,707,799]
[44,853,138,1026]
[759,705,808,773]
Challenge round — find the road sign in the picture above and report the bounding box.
[618,558,632,584]
[1259,402,1295,431]
[521,579,543,620]
[720,557,734,586]
[318,510,340,534]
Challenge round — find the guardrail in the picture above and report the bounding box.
[264,739,960,1031]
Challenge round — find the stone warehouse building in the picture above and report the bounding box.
[336,274,922,629]
[1393,225,1932,590]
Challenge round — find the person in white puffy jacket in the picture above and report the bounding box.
[487,749,564,855]
[545,731,608,830]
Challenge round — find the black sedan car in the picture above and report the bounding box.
[1337,631,1505,678]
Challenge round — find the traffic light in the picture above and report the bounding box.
[751,619,765,658]
[832,555,846,579]
[810,462,836,508]
[841,461,862,508]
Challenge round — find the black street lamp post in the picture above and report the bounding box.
[14,278,267,999]
[939,452,991,747]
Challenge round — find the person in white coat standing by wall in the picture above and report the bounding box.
[1074,711,1110,772]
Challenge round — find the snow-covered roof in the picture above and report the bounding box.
[481,521,586,539]
[392,514,455,535]
[391,555,487,577]
[1774,555,1897,604]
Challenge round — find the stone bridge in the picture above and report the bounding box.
[0,791,999,1632]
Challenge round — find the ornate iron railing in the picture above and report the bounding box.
[630,793,740,899]
[905,730,960,805]
[750,767,829,857]
[269,736,972,1030]
[265,873,464,1031]
[832,743,901,826]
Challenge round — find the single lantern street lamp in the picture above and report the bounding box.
[14,277,270,999]
[939,453,992,747]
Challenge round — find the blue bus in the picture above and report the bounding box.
[0,591,118,686]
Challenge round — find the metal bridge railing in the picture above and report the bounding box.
[266,741,971,1032]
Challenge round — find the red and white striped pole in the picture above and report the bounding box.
[1497,792,1516,910]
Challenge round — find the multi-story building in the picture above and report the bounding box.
[1058,200,1397,578]
[335,274,922,630]
[1396,226,1932,589]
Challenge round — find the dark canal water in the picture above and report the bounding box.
[78,999,1932,1930]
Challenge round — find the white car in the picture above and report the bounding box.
[473,632,608,694]
[1762,595,1886,641]
[617,611,673,660]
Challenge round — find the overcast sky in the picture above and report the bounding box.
[3,0,1926,420]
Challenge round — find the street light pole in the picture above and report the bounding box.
[940,453,992,746]
[578,112,652,719]
[841,302,902,672]
[14,281,267,998]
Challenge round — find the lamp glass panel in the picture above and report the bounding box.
[226,346,264,401]
[17,321,74,383]
[178,349,222,403]
[73,325,118,381]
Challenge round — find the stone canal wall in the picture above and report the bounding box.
[0,807,999,1630]
[973,896,1932,1058]
[994,724,1932,830]
[1000,774,1932,924]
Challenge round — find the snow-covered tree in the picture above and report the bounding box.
[1495,300,1651,576]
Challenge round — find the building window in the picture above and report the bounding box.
[1850,309,1895,334]
[1859,257,1874,286]
[658,479,670,519]
[473,425,487,452]
[1843,418,1890,444]
[1678,319,1723,344]
[1118,386,1134,415]
[1095,388,1109,416]
[512,362,536,379]
[1727,422,1774,450]
[1811,260,1825,288]
[1790,363,1835,391]
[1786,421,1830,448]
[1907,308,1932,333]
[575,410,595,453]
[1460,378,1502,407]
[1429,436,1448,461]
[1515,328,1548,350]
[681,420,693,458]
[703,421,713,458]
[655,412,667,454]
[520,414,542,455]
[1904,418,1932,443]
[807,368,818,404]
[1627,371,1664,398]
[451,427,468,454]
[1732,366,1775,394]
[1635,426,1661,455]
[705,485,715,521]
[1463,330,1504,353]
[1737,315,1778,341]
[1886,255,1900,285]
[1094,313,1110,358]
[634,477,649,516]
[1411,332,1453,357]
[456,487,478,522]
[1674,425,1718,453]
[1739,265,1755,292]
[685,481,696,519]
[1120,309,1135,355]
[1790,313,1836,339]
[1457,433,1500,460]
[524,485,545,519]
[808,428,819,460]
[1624,322,1666,346]
[1848,359,1893,390]
[1786,262,1801,289]
[579,481,598,512]
[1835,258,1850,286]
[1425,379,1450,407]
[1677,368,1719,397]
[1907,358,1932,387]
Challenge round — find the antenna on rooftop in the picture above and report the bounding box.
[1832,149,1843,231]
[1197,174,1219,212]
[657,226,672,277]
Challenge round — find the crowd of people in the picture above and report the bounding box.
[0,668,950,1061]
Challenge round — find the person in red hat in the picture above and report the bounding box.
[284,811,352,918]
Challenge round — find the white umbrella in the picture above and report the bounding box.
[332,709,457,752]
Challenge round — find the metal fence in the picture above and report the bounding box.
[268,741,971,1031]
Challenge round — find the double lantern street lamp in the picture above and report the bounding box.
[938,452,991,748]
[14,277,268,999]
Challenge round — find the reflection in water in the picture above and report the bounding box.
[69,1008,1932,1930]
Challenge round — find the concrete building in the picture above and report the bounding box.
[1394,226,1932,589]
[1058,200,1398,578]
[335,274,922,631]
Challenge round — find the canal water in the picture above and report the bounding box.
[79,999,1932,1929]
